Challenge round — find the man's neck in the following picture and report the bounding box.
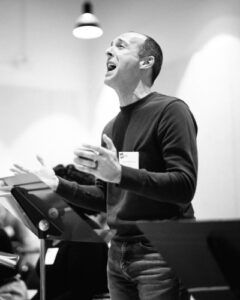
[116,82,152,107]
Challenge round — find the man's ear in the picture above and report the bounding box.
[139,56,155,70]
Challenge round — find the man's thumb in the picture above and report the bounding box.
[103,134,115,151]
[36,154,45,166]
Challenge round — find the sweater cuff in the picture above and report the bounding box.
[55,177,75,199]
[118,165,142,190]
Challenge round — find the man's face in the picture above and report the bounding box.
[104,32,146,89]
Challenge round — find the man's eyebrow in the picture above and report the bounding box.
[110,38,128,46]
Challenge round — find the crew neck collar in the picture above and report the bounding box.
[120,92,155,112]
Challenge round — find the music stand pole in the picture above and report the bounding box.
[38,219,50,300]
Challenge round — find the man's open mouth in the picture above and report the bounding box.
[107,61,117,72]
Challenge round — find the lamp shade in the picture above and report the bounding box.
[72,2,103,39]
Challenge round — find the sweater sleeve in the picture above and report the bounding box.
[56,177,107,212]
[118,100,198,205]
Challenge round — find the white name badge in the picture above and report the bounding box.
[45,248,59,265]
[119,152,139,169]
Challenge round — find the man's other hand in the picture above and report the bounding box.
[11,155,59,191]
[74,134,122,184]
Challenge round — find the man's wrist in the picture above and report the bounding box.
[51,176,59,191]
[112,165,122,184]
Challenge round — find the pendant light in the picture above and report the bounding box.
[72,1,103,39]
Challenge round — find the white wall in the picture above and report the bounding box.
[0,0,240,219]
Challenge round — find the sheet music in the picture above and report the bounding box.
[0,251,19,269]
[0,191,11,197]
[0,194,20,220]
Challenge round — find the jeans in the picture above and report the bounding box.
[108,239,189,300]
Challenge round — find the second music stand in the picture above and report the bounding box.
[2,173,104,300]
[138,219,240,300]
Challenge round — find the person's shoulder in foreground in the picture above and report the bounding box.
[0,228,28,300]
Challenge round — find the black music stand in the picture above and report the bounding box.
[1,173,104,300]
[138,220,240,300]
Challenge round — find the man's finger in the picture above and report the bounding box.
[74,149,97,162]
[36,155,45,166]
[79,144,105,155]
[12,164,30,173]
[73,159,96,176]
[10,167,22,175]
[103,134,116,152]
[74,156,97,169]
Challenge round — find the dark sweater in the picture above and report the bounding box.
[57,92,198,238]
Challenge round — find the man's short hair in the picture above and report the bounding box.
[138,35,163,85]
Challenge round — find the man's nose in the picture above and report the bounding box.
[105,46,113,57]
